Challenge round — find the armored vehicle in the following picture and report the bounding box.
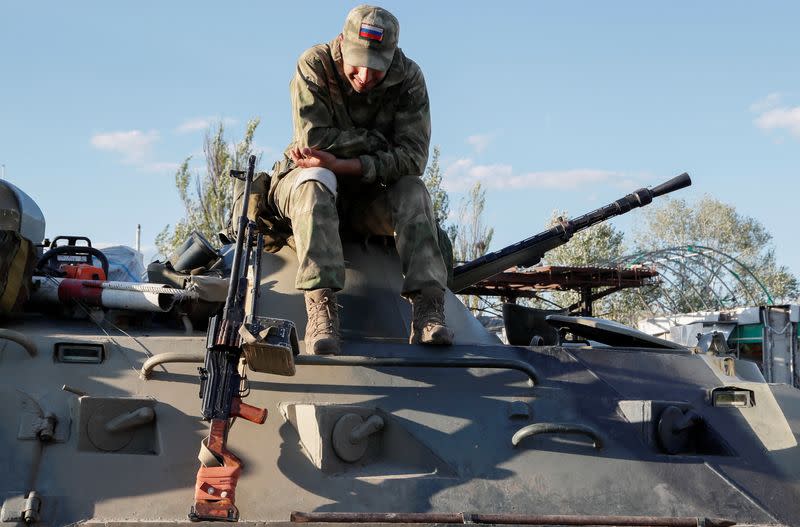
[2,172,799,527]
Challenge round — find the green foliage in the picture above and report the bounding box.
[633,196,768,254]
[452,181,493,263]
[421,146,450,226]
[452,181,494,313]
[156,119,261,257]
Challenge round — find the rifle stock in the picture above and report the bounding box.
[451,173,691,293]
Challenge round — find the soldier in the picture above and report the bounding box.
[266,4,453,355]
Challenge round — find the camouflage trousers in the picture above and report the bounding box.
[270,167,448,294]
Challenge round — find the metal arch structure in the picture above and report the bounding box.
[633,256,707,313]
[641,248,733,309]
[638,248,760,306]
[686,244,775,305]
[616,245,775,315]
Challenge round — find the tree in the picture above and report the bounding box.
[452,181,494,314]
[421,145,450,225]
[453,181,493,264]
[631,195,799,307]
[156,119,261,257]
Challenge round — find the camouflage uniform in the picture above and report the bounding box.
[269,37,447,295]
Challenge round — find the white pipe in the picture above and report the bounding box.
[102,288,174,312]
[30,277,183,312]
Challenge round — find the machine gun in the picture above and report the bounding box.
[451,173,692,292]
[190,155,299,522]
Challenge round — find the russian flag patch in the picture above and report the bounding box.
[359,23,384,42]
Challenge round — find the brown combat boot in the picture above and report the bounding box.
[304,288,341,355]
[408,287,454,346]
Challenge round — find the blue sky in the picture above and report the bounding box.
[2,1,799,283]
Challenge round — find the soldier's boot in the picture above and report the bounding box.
[408,286,454,346]
[304,288,341,355]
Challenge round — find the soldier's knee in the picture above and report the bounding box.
[293,167,337,198]
[292,173,339,222]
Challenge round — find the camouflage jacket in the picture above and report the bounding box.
[274,37,431,186]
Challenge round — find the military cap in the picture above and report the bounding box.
[341,5,399,72]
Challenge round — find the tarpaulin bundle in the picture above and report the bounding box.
[0,230,36,314]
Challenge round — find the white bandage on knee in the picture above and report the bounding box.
[293,167,338,198]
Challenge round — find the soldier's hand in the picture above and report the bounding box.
[292,147,337,169]
[291,147,363,178]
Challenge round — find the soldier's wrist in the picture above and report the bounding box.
[331,158,362,178]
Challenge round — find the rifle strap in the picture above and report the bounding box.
[198,437,223,467]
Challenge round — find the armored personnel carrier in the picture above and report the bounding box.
[2,172,799,527]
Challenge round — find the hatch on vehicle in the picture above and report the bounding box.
[545,315,688,350]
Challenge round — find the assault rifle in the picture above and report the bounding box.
[451,172,692,292]
[190,155,299,522]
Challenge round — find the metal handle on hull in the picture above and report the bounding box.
[0,328,37,357]
[294,356,539,386]
[140,352,540,386]
[512,422,604,449]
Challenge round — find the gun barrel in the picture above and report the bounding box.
[451,172,691,292]
[223,155,257,320]
[651,172,691,198]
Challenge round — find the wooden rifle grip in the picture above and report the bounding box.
[231,397,267,424]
